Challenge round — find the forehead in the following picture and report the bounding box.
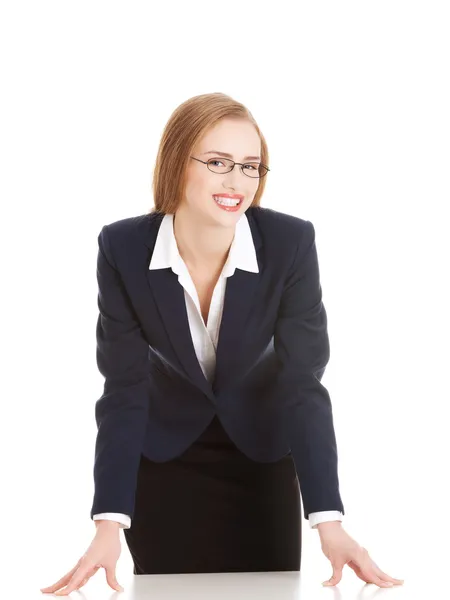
[196,118,261,160]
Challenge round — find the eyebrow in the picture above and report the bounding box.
[202,150,261,161]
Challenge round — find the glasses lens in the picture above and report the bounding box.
[207,158,268,178]
[244,162,266,178]
[207,158,234,174]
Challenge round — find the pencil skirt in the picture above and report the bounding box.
[123,414,302,574]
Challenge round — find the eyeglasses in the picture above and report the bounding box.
[190,156,270,179]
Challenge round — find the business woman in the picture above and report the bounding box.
[41,92,403,595]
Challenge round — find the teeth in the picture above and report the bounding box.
[213,196,241,206]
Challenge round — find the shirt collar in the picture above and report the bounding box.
[149,212,259,277]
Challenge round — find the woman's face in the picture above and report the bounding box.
[179,118,262,227]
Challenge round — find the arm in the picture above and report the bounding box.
[274,220,345,523]
[90,224,150,522]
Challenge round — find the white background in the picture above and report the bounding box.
[1,1,449,598]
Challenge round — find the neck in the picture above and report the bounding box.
[172,206,235,271]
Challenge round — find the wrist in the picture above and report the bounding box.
[316,520,342,532]
[95,519,121,529]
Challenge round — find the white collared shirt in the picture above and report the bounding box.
[148,212,259,383]
[94,212,343,530]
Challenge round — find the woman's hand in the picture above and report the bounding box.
[317,522,404,588]
[40,521,124,595]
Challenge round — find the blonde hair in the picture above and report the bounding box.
[150,92,269,214]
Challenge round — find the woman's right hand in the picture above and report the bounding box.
[40,521,124,595]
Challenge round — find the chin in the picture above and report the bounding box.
[210,209,243,222]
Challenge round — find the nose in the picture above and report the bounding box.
[222,165,242,190]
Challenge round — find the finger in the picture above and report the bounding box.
[373,577,394,588]
[352,561,394,588]
[348,560,370,583]
[74,576,89,592]
[54,564,95,596]
[348,560,393,587]
[372,564,404,584]
[40,560,82,593]
[323,563,344,587]
[105,565,124,592]
[360,551,404,586]
[74,566,99,591]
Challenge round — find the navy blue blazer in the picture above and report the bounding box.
[90,206,345,523]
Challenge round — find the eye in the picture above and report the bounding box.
[209,159,225,167]
[243,163,258,171]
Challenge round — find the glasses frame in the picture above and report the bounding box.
[190,156,270,179]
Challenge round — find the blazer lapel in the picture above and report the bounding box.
[212,266,261,393]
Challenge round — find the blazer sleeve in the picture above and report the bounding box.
[274,220,345,521]
[90,224,151,522]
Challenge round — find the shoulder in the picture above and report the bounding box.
[98,211,162,246]
[97,211,163,267]
[247,206,315,258]
[248,205,313,235]
[100,211,161,238]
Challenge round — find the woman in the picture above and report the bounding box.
[41,93,403,594]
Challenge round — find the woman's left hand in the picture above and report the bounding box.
[317,522,404,588]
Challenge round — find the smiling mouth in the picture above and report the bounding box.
[212,195,243,207]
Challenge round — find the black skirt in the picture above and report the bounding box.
[123,414,302,574]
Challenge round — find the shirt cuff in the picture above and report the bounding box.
[308,510,343,529]
[93,513,131,529]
